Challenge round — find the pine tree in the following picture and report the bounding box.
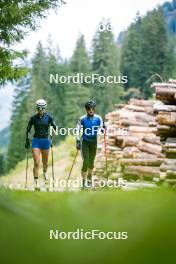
[141,8,176,97]
[65,34,91,128]
[0,153,5,176]
[7,43,49,170]
[6,39,69,170]
[70,34,91,73]
[46,49,67,135]
[0,0,65,86]
[91,20,123,116]
[121,8,176,98]
[7,76,31,170]
[120,16,143,93]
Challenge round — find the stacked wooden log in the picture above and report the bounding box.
[94,99,165,181]
[152,80,176,184]
[94,80,176,185]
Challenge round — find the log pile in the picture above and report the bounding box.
[94,99,165,181]
[94,80,176,185]
[152,80,176,184]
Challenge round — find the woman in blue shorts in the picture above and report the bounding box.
[25,99,57,189]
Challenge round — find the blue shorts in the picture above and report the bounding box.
[32,138,51,150]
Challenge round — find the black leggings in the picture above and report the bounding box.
[81,140,97,172]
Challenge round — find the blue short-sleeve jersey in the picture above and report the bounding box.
[78,114,103,142]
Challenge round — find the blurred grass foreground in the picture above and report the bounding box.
[0,188,176,264]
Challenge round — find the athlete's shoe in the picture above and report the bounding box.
[43,172,49,184]
[81,179,86,190]
[43,172,49,191]
[87,180,92,188]
[81,179,92,190]
[34,179,40,191]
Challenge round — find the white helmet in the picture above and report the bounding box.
[36,99,47,108]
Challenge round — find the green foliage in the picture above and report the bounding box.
[0,126,10,152]
[6,41,68,170]
[91,20,123,116]
[6,25,122,171]
[6,76,31,170]
[65,34,91,127]
[70,34,91,73]
[0,0,64,86]
[123,88,142,101]
[92,20,120,75]
[0,153,5,176]
[121,8,176,98]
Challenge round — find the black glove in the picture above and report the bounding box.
[25,138,30,149]
[101,124,106,134]
[76,140,81,150]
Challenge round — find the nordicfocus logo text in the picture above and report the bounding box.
[50,126,128,137]
[49,73,128,84]
[50,229,128,240]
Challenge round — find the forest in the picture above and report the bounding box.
[1,2,176,263]
[0,1,176,175]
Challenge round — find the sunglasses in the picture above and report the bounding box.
[37,107,45,110]
[87,107,95,111]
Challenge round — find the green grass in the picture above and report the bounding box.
[0,136,176,263]
[0,188,176,264]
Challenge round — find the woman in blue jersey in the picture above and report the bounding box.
[25,99,57,189]
[76,100,104,189]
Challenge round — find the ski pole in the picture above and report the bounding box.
[104,125,108,178]
[50,136,55,186]
[25,148,29,189]
[66,150,79,184]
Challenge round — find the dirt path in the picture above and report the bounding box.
[0,142,82,191]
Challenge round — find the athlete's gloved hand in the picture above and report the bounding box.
[76,140,81,150]
[101,124,106,134]
[25,138,30,149]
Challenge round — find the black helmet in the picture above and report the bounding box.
[85,100,96,109]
